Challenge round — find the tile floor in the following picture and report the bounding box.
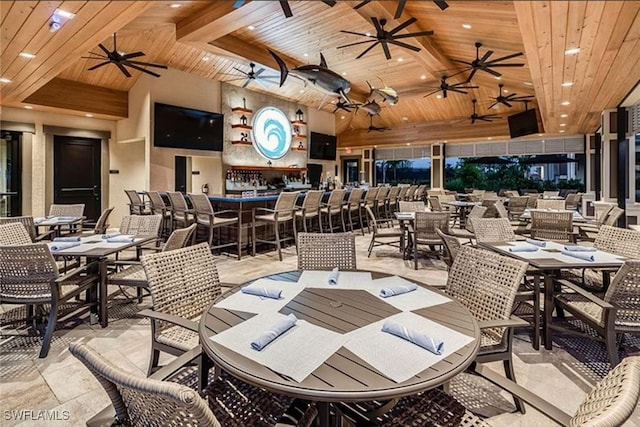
[1,233,639,426]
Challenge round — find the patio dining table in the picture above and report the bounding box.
[47,234,156,327]
[478,240,627,350]
[200,270,480,427]
[441,200,481,228]
[35,215,85,237]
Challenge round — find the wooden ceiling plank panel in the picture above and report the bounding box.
[1,1,37,45]
[1,1,63,78]
[4,1,155,104]
[591,38,640,113]
[549,0,569,130]
[605,1,640,51]
[561,1,587,109]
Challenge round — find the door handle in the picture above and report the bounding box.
[93,185,99,199]
[61,187,94,192]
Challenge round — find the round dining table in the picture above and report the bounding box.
[199,270,480,427]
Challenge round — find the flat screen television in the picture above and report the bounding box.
[309,132,337,160]
[153,102,224,151]
[508,108,539,138]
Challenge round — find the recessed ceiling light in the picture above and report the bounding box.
[0,78,11,83]
[247,25,255,30]
[170,3,182,8]
[19,52,36,59]
[299,89,304,93]
[402,116,409,121]
[559,130,565,133]
[406,143,411,146]
[561,101,571,106]
[560,123,566,127]
[537,133,543,136]
[202,55,210,61]
[341,72,347,76]
[560,113,568,118]
[443,140,447,143]
[341,116,345,120]
[524,81,533,86]
[374,145,378,148]
[565,47,580,55]
[24,105,33,109]
[330,100,336,104]
[487,137,492,140]
[436,95,442,99]
[54,8,76,19]
[561,81,574,87]
[462,24,472,29]
[397,57,403,62]
[303,53,308,57]
[86,113,93,117]
[503,88,508,93]
[495,76,501,80]
[365,32,371,37]
[420,75,426,80]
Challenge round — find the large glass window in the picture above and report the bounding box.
[375,158,431,186]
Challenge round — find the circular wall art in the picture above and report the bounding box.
[251,106,293,160]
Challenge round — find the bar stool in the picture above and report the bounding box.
[374,186,390,219]
[252,191,299,261]
[166,192,194,230]
[320,189,346,233]
[342,188,365,234]
[295,190,323,232]
[146,191,172,238]
[385,186,401,219]
[188,193,241,259]
[362,187,379,233]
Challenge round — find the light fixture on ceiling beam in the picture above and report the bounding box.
[19,52,36,59]
[564,47,580,55]
[50,8,75,32]
[0,78,11,83]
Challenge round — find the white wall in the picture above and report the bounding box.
[1,106,116,217]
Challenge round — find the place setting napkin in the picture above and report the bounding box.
[214,279,306,314]
[297,269,373,289]
[101,232,122,239]
[49,241,81,252]
[526,238,546,247]
[561,250,595,262]
[508,243,540,253]
[53,236,81,242]
[368,276,450,311]
[105,235,136,243]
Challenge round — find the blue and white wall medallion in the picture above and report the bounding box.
[251,106,292,160]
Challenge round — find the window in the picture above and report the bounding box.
[374,158,431,186]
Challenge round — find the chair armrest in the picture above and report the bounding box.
[55,260,100,283]
[254,207,276,215]
[477,315,529,330]
[473,364,571,427]
[213,209,239,219]
[555,279,615,309]
[139,309,199,332]
[149,345,202,380]
[35,229,56,241]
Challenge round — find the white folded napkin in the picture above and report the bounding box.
[49,242,81,251]
[328,267,339,285]
[508,245,539,252]
[53,236,81,242]
[563,245,597,252]
[241,285,282,299]
[561,250,595,262]
[526,238,546,247]
[381,319,444,355]
[380,283,418,298]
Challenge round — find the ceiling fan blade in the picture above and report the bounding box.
[423,89,441,98]
[339,30,373,38]
[254,67,265,77]
[489,63,525,67]
[502,101,513,108]
[479,50,494,63]
[512,95,534,100]
[392,30,434,39]
[122,51,145,59]
[223,77,251,82]
[442,89,448,98]
[125,60,168,69]
[354,0,371,9]
[115,62,132,78]
[257,75,281,81]
[242,78,252,88]
[433,0,449,10]
[394,0,407,19]
[356,42,380,59]
[232,67,250,76]
[279,0,293,18]
[481,67,502,77]
[125,62,160,77]
[389,17,417,35]
[87,61,112,71]
[84,52,108,59]
[488,101,499,109]
[381,41,392,60]
[451,58,473,66]
[337,40,377,49]
[388,39,421,52]
[449,88,469,94]
[471,117,477,124]
[97,43,110,56]
[487,52,524,63]
[452,84,479,90]
[371,17,383,33]
[466,68,478,82]
[322,0,337,6]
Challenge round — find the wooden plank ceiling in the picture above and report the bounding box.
[1,1,639,147]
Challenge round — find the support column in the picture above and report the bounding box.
[432,144,443,188]
[616,107,629,220]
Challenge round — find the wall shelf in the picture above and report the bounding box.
[293,134,307,139]
[292,147,307,152]
[231,124,252,130]
[232,107,253,114]
[291,120,306,126]
[231,140,252,145]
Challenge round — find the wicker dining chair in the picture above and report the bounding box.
[474,355,640,427]
[297,232,357,270]
[446,246,529,413]
[0,215,53,242]
[536,199,566,210]
[0,222,33,245]
[398,201,427,212]
[436,228,462,268]
[118,214,163,239]
[555,260,640,366]
[0,243,99,357]
[71,343,318,427]
[124,190,150,215]
[81,207,114,235]
[507,196,529,219]
[364,205,403,257]
[341,188,365,234]
[403,185,417,201]
[188,193,241,259]
[296,190,324,233]
[109,223,197,303]
[564,192,582,211]
[385,186,401,218]
[470,217,519,244]
[320,189,346,233]
[167,191,195,229]
[414,184,427,202]
[48,203,85,217]
[542,191,560,198]
[396,186,409,206]
[410,211,450,270]
[146,191,172,237]
[531,210,574,242]
[449,205,488,244]
[253,191,300,261]
[140,243,222,376]
[374,186,390,219]
[362,187,379,233]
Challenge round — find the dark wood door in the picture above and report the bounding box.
[54,136,101,221]
[0,131,22,216]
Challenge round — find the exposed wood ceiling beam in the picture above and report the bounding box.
[1,1,155,104]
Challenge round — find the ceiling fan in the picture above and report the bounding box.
[468,99,501,124]
[451,42,524,83]
[488,84,534,109]
[337,17,433,60]
[82,33,167,78]
[233,0,335,18]
[218,62,279,89]
[367,115,391,132]
[354,0,448,18]
[332,99,358,114]
[423,75,479,98]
